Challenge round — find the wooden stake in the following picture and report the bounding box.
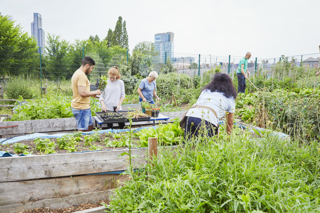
[172,93,177,107]
[148,137,158,166]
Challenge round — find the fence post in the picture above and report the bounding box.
[254,57,257,72]
[165,52,167,65]
[148,137,158,166]
[198,54,201,76]
[300,55,303,67]
[228,55,231,74]
[127,50,129,63]
[40,47,42,95]
[82,47,85,59]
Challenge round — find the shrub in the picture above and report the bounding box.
[5,76,36,99]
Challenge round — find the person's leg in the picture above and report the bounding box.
[139,97,143,103]
[243,74,246,93]
[118,122,125,129]
[237,73,242,93]
[72,108,93,132]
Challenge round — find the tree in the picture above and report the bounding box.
[89,35,100,43]
[122,21,129,50]
[0,14,38,78]
[45,34,73,79]
[189,62,198,69]
[105,29,113,47]
[112,16,123,46]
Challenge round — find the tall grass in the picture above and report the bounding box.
[108,126,320,212]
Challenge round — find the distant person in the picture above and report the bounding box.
[71,56,101,132]
[100,66,126,129]
[184,73,236,139]
[137,71,161,104]
[237,52,251,93]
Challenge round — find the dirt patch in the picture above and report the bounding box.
[18,199,109,213]
[1,132,141,155]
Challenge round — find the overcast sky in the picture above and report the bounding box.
[1,0,320,60]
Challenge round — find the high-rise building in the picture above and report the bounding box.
[31,13,45,53]
[154,32,174,63]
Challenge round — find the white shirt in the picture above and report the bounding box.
[186,90,235,126]
[99,79,125,111]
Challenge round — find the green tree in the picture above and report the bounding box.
[112,16,123,46]
[0,14,38,78]
[89,35,100,43]
[122,21,129,50]
[45,34,73,79]
[105,29,113,47]
[189,62,198,69]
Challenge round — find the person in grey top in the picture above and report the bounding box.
[100,66,126,129]
[137,71,161,104]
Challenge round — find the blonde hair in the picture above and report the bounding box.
[148,71,158,78]
[108,66,121,79]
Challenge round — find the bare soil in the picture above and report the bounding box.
[19,199,109,213]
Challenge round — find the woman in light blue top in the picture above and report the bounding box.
[137,71,161,104]
[185,73,237,139]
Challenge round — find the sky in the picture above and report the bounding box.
[1,0,320,60]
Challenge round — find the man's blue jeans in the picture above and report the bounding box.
[237,73,246,93]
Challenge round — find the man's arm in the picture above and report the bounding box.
[241,64,248,79]
[78,86,101,97]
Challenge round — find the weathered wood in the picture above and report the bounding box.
[0,190,114,213]
[0,148,147,182]
[75,206,107,213]
[0,173,128,206]
[0,117,78,135]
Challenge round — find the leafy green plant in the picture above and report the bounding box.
[34,138,56,154]
[13,143,29,154]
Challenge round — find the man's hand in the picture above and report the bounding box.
[316,71,320,76]
[247,72,250,78]
[244,74,248,79]
[101,106,107,112]
[94,90,102,95]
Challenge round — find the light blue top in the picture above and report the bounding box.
[139,78,156,102]
[186,90,235,126]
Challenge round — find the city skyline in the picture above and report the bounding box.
[154,32,174,63]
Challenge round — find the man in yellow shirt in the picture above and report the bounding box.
[71,56,101,131]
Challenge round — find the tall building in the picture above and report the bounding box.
[31,13,45,53]
[154,32,174,63]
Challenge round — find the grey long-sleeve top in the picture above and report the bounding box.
[99,79,125,111]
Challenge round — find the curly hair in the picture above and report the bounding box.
[202,73,237,99]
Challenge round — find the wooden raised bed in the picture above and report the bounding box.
[0,111,186,138]
[0,147,149,212]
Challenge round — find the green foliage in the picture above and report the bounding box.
[0,14,38,78]
[13,143,29,154]
[105,29,113,48]
[108,128,320,212]
[34,138,56,154]
[160,57,176,74]
[5,75,36,99]
[134,119,184,147]
[10,93,100,121]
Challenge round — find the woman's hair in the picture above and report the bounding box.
[202,73,237,99]
[108,66,121,79]
[148,71,158,79]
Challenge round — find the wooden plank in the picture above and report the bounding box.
[75,206,107,213]
[0,148,147,182]
[0,173,128,206]
[0,190,113,213]
[0,117,78,135]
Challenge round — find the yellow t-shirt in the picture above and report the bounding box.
[71,70,90,110]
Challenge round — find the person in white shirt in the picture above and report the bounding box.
[185,73,237,139]
[100,66,126,129]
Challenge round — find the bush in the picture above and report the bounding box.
[5,76,36,99]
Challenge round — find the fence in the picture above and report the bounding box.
[1,44,319,96]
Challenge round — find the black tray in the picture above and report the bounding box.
[119,111,151,122]
[95,111,127,124]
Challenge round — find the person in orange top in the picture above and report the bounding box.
[71,56,101,132]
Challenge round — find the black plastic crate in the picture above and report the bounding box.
[95,111,127,124]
